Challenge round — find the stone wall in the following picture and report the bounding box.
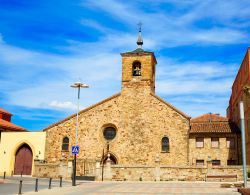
[189,133,241,166]
[43,86,190,168]
[33,161,61,179]
[34,157,247,182]
[105,165,244,182]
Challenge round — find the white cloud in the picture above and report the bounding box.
[82,0,250,47]
[1,0,248,121]
[153,57,236,117]
[0,34,237,119]
[49,100,77,110]
[157,79,232,95]
[80,19,112,33]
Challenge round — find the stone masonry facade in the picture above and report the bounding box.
[34,44,245,181]
[43,51,190,167]
[189,134,241,166]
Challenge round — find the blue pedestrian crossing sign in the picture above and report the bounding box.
[72,146,79,154]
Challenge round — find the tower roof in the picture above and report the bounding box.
[121,22,156,60]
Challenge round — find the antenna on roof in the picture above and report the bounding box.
[209,112,212,123]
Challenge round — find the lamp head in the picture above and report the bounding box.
[71,82,89,88]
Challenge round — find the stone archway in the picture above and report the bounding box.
[14,144,33,175]
[102,153,118,165]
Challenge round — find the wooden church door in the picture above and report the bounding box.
[14,144,33,175]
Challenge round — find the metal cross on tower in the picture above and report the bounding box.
[137,22,143,48]
[138,22,142,32]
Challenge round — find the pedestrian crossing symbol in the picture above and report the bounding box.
[72,146,79,154]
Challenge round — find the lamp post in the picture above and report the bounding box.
[240,101,247,187]
[70,81,89,186]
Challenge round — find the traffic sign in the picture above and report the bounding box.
[72,146,79,154]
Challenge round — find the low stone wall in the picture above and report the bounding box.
[33,159,95,179]
[111,165,155,181]
[33,160,73,179]
[34,158,247,182]
[105,165,244,182]
[33,163,59,178]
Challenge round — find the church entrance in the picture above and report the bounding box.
[14,144,33,175]
[102,154,117,165]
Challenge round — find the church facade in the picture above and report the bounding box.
[33,34,245,181]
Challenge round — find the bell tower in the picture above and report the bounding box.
[120,24,157,94]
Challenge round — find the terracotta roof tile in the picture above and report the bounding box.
[190,114,239,134]
[0,108,12,116]
[0,118,27,132]
[190,122,240,134]
[191,113,228,123]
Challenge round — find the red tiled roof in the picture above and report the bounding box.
[191,113,228,123]
[190,113,240,134]
[190,122,239,133]
[0,118,27,132]
[0,108,12,116]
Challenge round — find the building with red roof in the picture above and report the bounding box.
[0,108,27,132]
[189,113,241,167]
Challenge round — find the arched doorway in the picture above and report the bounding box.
[14,144,33,175]
[102,154,118,165]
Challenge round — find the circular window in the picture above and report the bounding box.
[103,127,116,140]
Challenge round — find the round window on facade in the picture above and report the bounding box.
[103,127,116,140]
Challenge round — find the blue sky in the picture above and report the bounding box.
[1,0,250,131]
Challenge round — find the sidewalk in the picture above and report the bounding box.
[24,181,241,195]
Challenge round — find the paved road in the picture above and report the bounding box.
[0,177,243,195]
[0,176,71,195]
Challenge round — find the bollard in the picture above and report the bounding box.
[60,177,62,187]
[35,178,38,192]
[3,172,6,179]
[48,178,52,189]
[11,171,13,177]
[18,180,23,195]
[21,172,22,178]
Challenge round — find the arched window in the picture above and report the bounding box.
[62,137,69,151]
[132,61,141,76]
[162,137,169,152]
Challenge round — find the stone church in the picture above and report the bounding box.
[34,31,244,181]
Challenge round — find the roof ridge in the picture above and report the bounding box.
[150,93,190,119]
[0,118,27,131]
[43,92,121,131]
[0,108,12,115]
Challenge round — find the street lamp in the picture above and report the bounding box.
[70,81,89,186]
